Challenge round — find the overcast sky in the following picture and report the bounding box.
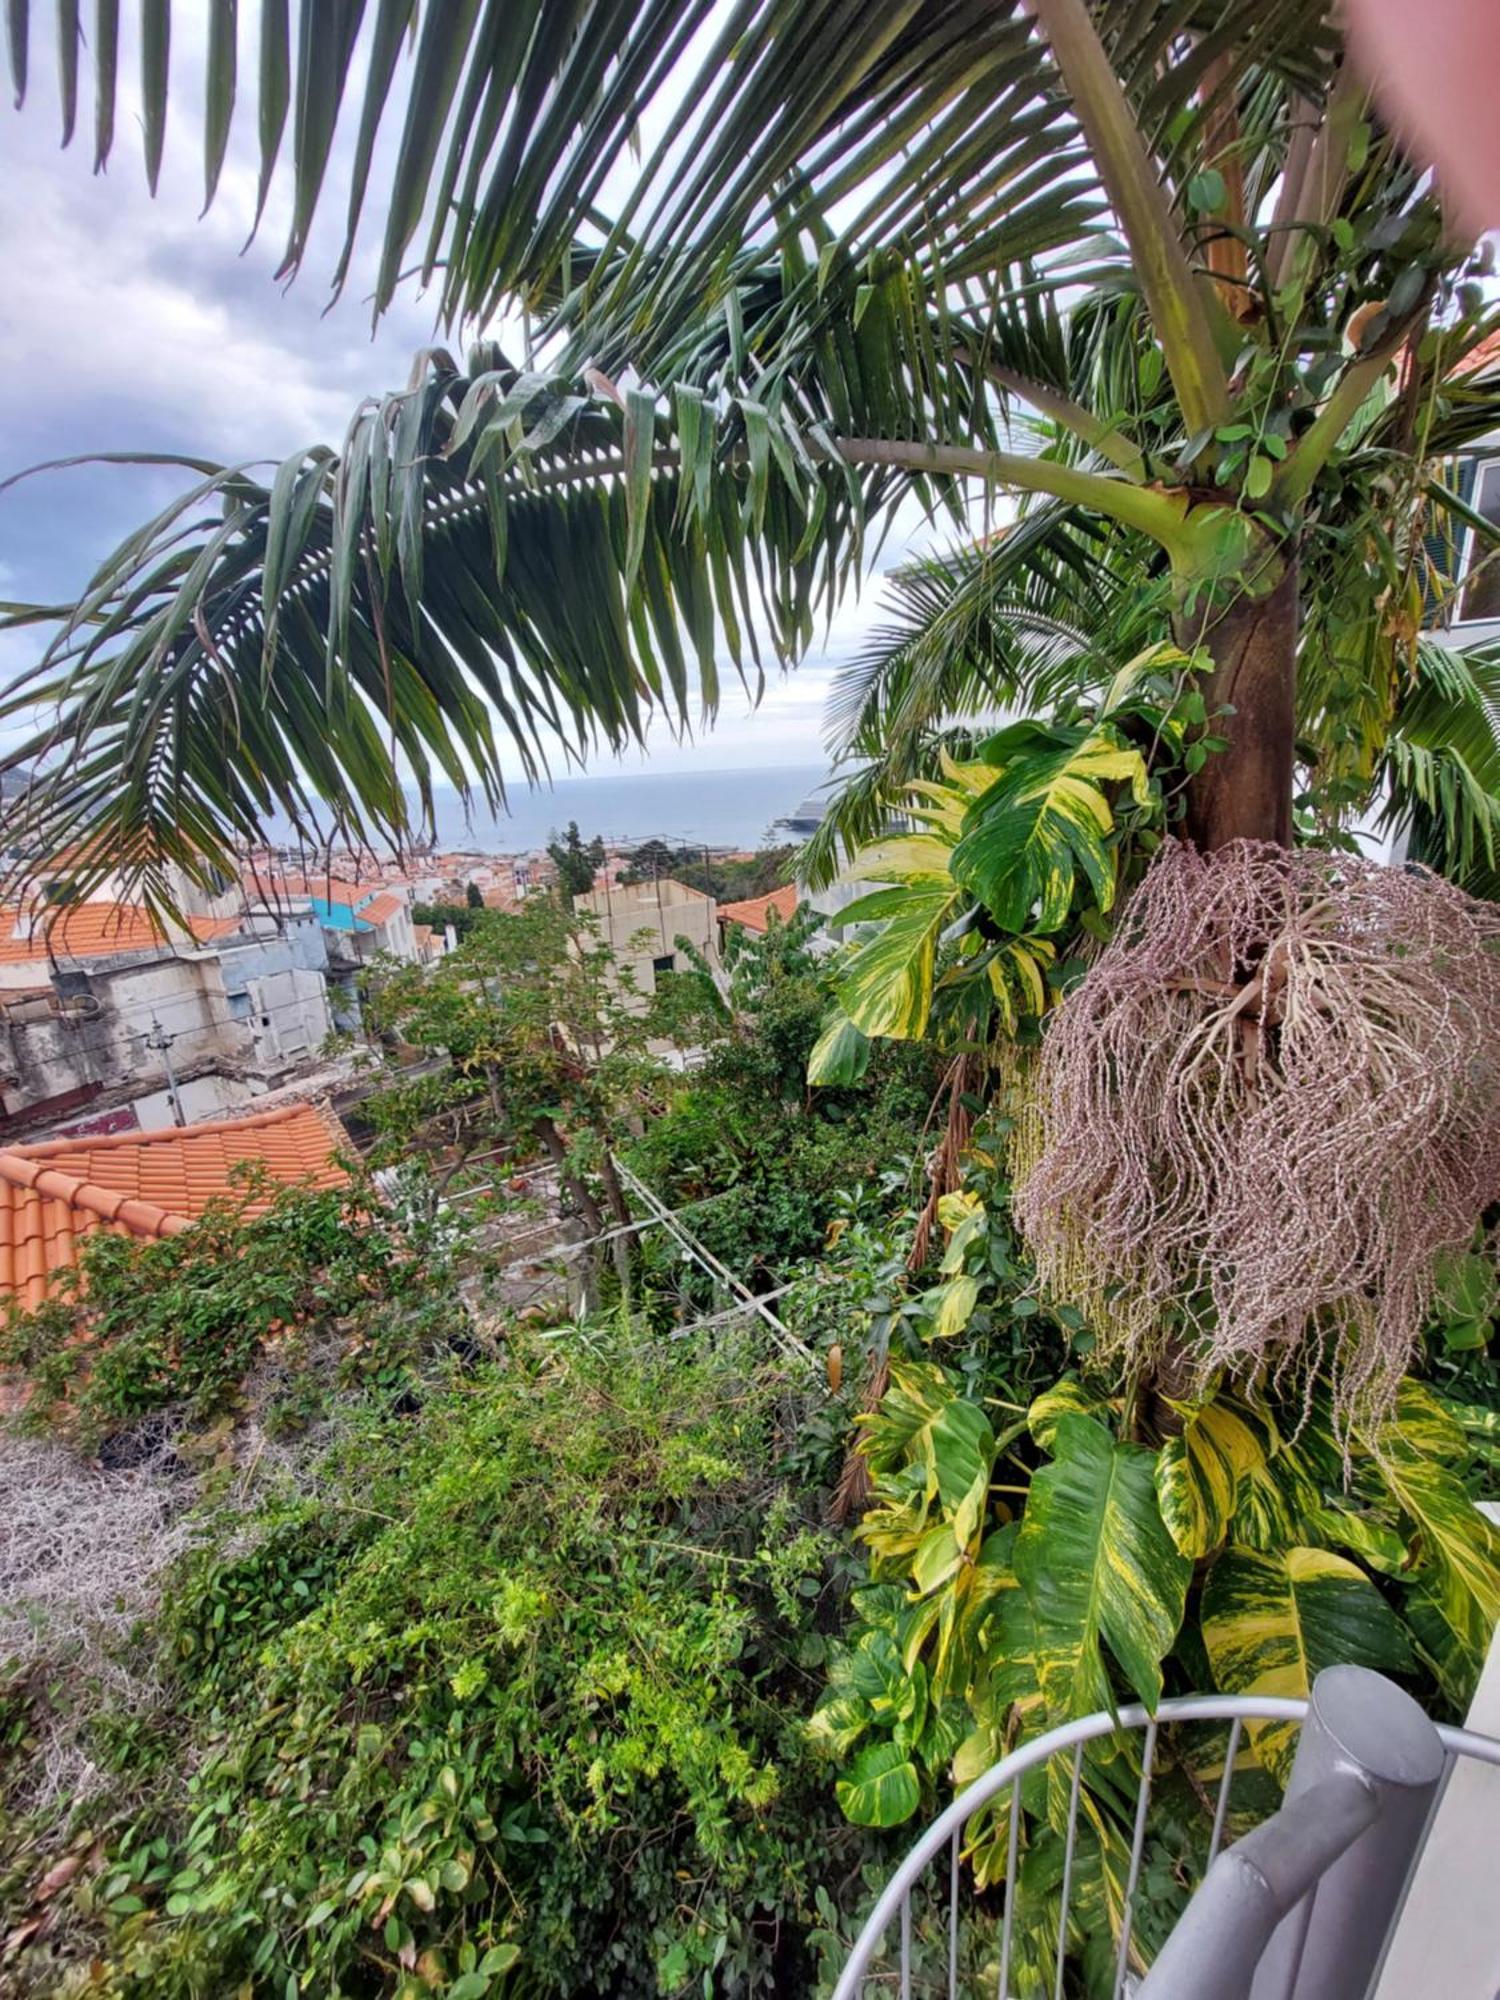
[0,10,956,781]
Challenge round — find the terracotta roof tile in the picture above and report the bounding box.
[355,892,404,928]
[717,884,799,933]
[0,902,167,965]
[0,1104,349,1312]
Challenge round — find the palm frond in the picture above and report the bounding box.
[1380,641,1500,883]
[0,343,898,912]
[8,1,1339,339]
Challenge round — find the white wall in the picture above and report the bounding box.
[133,1072,254,1130]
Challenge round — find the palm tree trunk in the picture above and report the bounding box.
[1178,559,1299,851]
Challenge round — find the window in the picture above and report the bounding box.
[1459,459,1500,623]
[652,952,675,975]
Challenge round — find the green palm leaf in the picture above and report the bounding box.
[0,348,886,911]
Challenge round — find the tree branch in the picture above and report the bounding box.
[1272,301,1430,510]
[834,436,1187,552]
[1031,0,1231,434]
[969,354,1147,479]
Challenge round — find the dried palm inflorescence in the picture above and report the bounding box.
[1014,840,1500,1431]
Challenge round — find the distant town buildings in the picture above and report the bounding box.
[0,824,795,1140]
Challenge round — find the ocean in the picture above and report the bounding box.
[415,764,831,855]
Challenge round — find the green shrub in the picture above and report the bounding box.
[20,1330,885,1998]
[0,1172,460,1444]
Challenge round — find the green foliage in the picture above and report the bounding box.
[363,897,663,1242]
[412,900,489,943]
[11,1329,885,1998]
[625,939,937,1303]
[816,658,1210,1072]
[814,1127,1500,1975]
[545,821,606,901]
[620,843,798,904]
[0,1173,450,1444]
[464,880,485,910]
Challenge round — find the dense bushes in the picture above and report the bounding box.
[626,918,940,1302]
[1,1318,895,1997]
[0,1171,458,1447]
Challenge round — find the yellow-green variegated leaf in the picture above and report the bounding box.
[806,1007,871,1086]
[859,1363,995,1549]
[936,1189,982,1233]
[1027,1376,1108,1452]
[928,1273,980,1340]
[1201,1546,1415,1781]
[904,757,1003,838]
[951,723,1151,934]
[938,1194,986,1274]
[836,1741,921,1827]
[1155,1400,1269,1560]
[843,831,956,883]
[1014,1415,1190,1720]
[1358,1383,1500,1703]
[831,881,958,1038]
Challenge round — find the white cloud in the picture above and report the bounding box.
[0,13,978,786]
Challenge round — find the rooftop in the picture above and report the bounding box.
[0,1103,349,1310]
[718,884,800,933]
[0,902,248,966]
[355,891,404,928]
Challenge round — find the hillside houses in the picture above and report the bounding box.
[0,849,435,1140]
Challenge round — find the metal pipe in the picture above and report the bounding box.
[1248,1666,1445,2000]
[1137,1667,1446,2000]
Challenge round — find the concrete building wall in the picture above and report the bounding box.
[0,930,335,1127]
[133,1071,255,1130]
[572,878,719,1011]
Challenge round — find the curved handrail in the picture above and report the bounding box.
[831,1692,1500,2000]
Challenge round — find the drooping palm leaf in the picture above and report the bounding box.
[1382,641,1500,886]
[7,2,1343,353]
[0,344,899,911]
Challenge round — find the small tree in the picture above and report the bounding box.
[363,899,661,1298]
[546,822,606,902]
[618,838,676,887]
[464,880,484,909]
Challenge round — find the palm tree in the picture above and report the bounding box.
[4,1,1500,908]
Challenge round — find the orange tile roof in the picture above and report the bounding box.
[355,892,404,928]
[717,884,799,933]
[0,902,166,965]
[0,1104,349,1311]
[186,914,244,942]
[244,869,378,909]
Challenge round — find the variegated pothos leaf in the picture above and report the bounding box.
[1201,1545,1414,1781]
[1014,1414,1189,1720]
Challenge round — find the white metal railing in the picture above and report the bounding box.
[832,1678,1500,2000]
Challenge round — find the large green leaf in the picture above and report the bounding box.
[1014,1413,1189,1720]
[859,1362,995,1551]
[805,1007,871,1086]
[1155,1399,1270,1561]
[1359,1384,1500,1703]
[1201,1544,1415,1780]
[831,880,960,1040]
[835,1741,921,1828]
[951,722,1151,932]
